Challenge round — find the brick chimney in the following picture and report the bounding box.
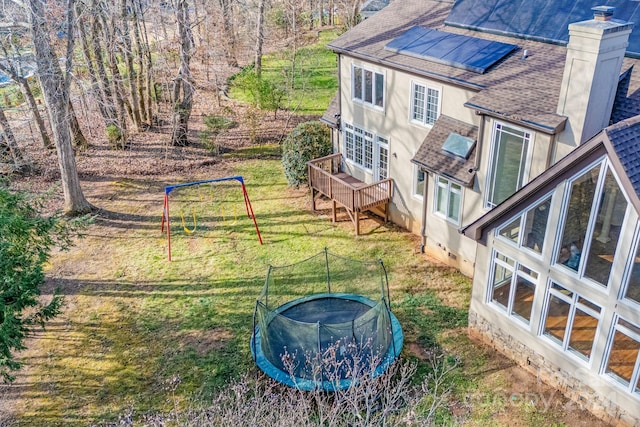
[555,6,633,159]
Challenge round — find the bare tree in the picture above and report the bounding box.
[218,0,238,67]
[0,102,25,171]
[120,0,143,130]
[254,0,266,76]
[23,0,93,214]
[131,0,153,126]
[170,0,194,146]
[335,0,361,29]
[0,40,51,149]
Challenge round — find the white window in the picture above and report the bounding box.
[411,82,440,126]
[542,282,601,362]
[486,122,532,208]
[623,235,640,304]
[434,176,462,224]
[364,131,374,170]
[352,65,384,108]
[343,122,379,172]
[376,136,389,181]
[554,160,628,288]
[414,167,426,199]
[497,196,551,254]
[604,317,640,394]
[489,251,538,326]
[344,123,354,161]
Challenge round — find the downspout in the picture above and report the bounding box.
[337,54,342,127]
[474,112,485,172]
[419,171,429,253]
[335,54,343,170]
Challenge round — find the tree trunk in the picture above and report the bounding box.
[170,0,194,146]
[4,67,52,149]
[0,44,51,149]
[131,0,151,127]
[255,0,265,76]
[121,0,143,130]
[76,10,112,128]
[28,0,92,214]
[219,0,238,67]
[0,103,26,171]
[99,11,130,147]
[90,15,126,147]
[68,101,88,149]
[329,0,334,25]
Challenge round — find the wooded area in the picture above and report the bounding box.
[0,0,362,212]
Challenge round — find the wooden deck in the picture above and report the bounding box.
[307,153,393,235]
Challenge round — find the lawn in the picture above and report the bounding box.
[228,30,339,116]
[1,149,469,425]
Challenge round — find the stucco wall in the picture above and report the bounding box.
[337,56,479,243]
[336,55,558,273]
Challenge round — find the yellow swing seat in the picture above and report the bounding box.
[180,209,197,234]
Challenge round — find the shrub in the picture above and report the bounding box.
[203,115,236,133]
[282,121,331,187]
[231,70,285,117]
[200,114,237,154]
[109,347,459,426]
[106,124,124,149]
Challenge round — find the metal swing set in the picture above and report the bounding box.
[161,175,263,261]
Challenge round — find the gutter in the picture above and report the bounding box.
[464,101,567,135]
[326,46,486,92]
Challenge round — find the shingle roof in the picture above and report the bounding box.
[320,94,340,128]
[446,0,640,58]
[360,0,391,14]
[326,0,640,132]
[462,114,640,243]
[605,114,640,200]
[411,115,478,187]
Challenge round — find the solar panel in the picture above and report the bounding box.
[445,0,640,57]
[385,26,518,74]
[442,132,476,159]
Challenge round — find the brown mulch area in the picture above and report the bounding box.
[8,64,316,208]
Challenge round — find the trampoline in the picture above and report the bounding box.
[251,249,403,391]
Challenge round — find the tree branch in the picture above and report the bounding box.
[0,21,30,30]
[62,0,76,98]
[8,0,27,8]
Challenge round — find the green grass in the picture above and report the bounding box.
[17,155,480,425]
[228,30,339,115]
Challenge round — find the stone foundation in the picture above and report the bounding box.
[468,311,640,427]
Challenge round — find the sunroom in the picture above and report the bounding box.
[462,116,640,424]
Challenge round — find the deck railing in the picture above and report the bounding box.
[307,154,392,212]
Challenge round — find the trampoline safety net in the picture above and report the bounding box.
[251,249,402,390]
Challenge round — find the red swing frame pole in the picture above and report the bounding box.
[162,192,173,261]
[241,182,263,245]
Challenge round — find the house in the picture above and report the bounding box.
[461,114,640,426]
[315,0,640,279]
[359,0,391,20]
[312,0,640,423]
